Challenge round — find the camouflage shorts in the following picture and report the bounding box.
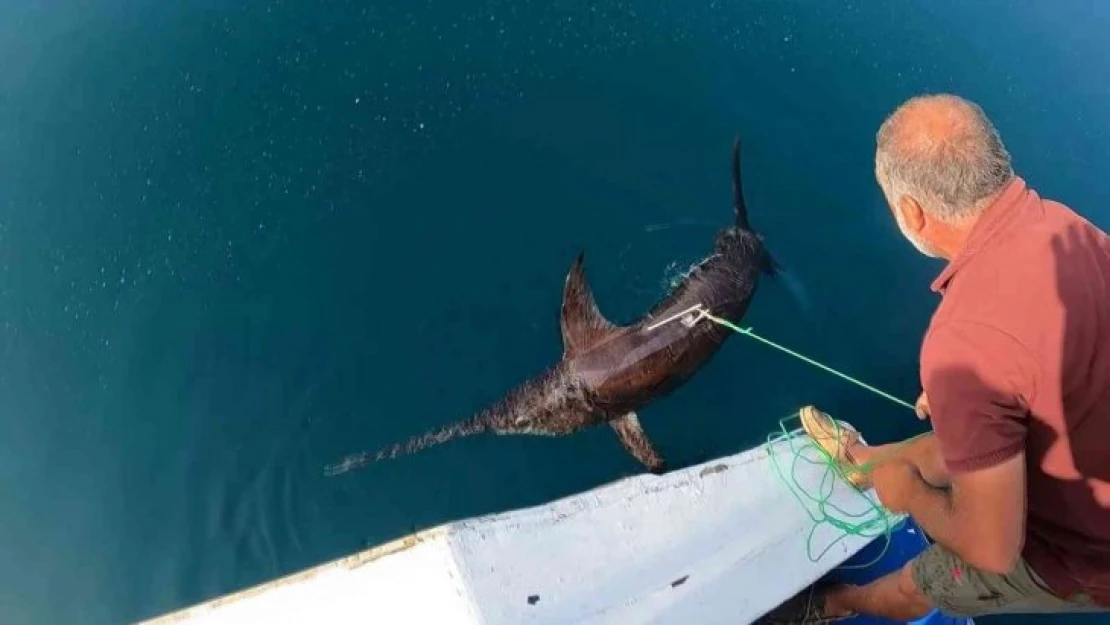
[911,542,1109,617]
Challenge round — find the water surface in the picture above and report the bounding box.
[1,2,1109,623]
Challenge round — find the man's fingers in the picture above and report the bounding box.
[915,392,930,420]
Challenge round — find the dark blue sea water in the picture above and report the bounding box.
[2,2,1109,624]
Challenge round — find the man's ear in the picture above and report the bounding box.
[898,194,927,233]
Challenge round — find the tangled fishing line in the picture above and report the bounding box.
[658,304,932,567]
[763,412,919,568]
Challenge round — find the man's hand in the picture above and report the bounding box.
[914,391,930,420]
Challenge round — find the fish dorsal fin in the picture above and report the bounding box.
[560,252,619,357]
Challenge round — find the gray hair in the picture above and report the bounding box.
[875,94,1014,223]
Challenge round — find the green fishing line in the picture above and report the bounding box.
[696,312,931,568]
[702,313,917,412]
[764,413,905,568]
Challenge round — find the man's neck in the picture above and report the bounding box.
[933,187,1008,260]
[934,223,976,260]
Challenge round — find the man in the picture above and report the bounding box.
[759,93,1110,623]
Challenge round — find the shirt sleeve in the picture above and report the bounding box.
[920,320,1035,475]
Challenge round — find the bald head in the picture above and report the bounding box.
[875,94,1013,223]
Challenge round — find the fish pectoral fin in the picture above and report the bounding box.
[610,412,666,474]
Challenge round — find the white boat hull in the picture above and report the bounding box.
[144,426,894,624]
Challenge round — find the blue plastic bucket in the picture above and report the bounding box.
[822,517,972,625]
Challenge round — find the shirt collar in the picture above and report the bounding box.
[930,176,1030,294]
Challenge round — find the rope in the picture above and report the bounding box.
[765,412,905,567]
[651,306,932,567]
[701,312,917,412]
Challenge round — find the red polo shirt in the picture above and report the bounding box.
[920,176,1110,604]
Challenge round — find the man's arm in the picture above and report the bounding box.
[901,452,1026,574]
[914,320,1035,574]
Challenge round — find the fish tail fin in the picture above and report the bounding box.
[761,246,781,277]
[763,252,814,316]
[733,135,776,278]
[731,136,751,230]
